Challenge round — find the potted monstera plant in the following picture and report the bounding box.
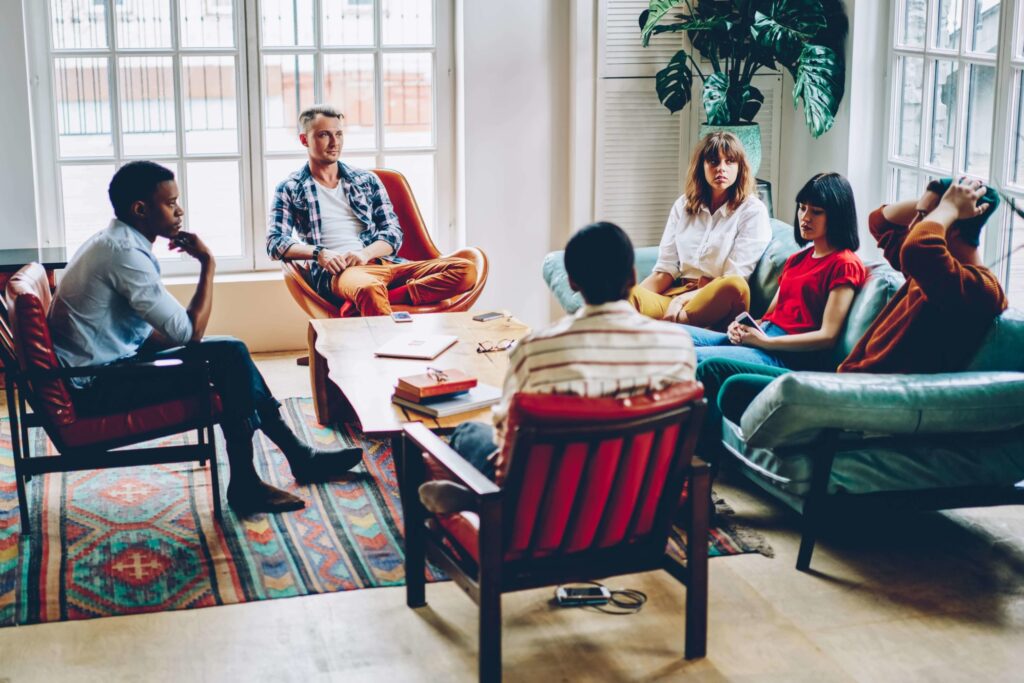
[640,0,848,174]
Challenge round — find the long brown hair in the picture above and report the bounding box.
[683,131,756,215]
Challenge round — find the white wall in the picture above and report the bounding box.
[776,0,889,258]
[0,0,38,249]
[456,0,571,329]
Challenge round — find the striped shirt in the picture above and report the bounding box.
[493,300,696,447]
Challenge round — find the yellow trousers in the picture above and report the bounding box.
[629,275,750,330]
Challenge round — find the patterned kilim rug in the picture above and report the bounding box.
[0,397,771,627]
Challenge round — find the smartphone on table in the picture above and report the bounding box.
[391,311,413,323]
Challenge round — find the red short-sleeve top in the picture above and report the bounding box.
[762,247,868,334]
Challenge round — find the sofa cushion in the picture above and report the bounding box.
[736,371,1024,450]
[967,308,1024,372]
[722,417,1024,501]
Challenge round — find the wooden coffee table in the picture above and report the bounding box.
[308,312,529,442]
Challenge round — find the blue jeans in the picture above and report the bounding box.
[449,422,499,480]
[681,322,790,367]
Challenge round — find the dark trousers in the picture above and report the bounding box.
[694,358,792,462]
[74,336,280,444]
[449,421,499,480]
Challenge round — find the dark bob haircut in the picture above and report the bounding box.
[925,177,1001,247]
[108,161,175,223]
[793,172,859,251]
[564,221,635,305]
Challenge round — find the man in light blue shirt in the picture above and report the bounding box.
[49,161,362,514]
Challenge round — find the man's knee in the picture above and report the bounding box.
[350,282,389,313]
[448,258,477,291]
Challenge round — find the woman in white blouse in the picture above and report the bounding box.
[630,131,772,329]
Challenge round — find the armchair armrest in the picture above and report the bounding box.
[402,422,501,497]
[738,371,1024,449]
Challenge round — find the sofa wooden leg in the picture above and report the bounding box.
[478,588,502,682]
[797,431,838,572]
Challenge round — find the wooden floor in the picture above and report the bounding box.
[1,352,1022,682]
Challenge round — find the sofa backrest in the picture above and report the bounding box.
[831,260,905,364]
[748,220,801,317]
[967,308,1024,372]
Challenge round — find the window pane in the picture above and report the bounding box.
[895,56,925,160]
[1013,71,1024,186]
[928,59,959,171]
[55,58,113,158]
[185,161,243,258]
[50,0,107,50]
[897,0,926,48]
[964,63,995,176]
[934,0,964,51]
[322,0,374,47]
[119,56,177,157]
[384,155,435,233]
[116,0,172,49]
[1008,202,1024,307]
[968,0,999,54]
[382,53,433,148]
[263,54,315,152]
[61,164,116,258]
[179,0,235,48]
[183,56,238,154]
[324,54,376,151]
[261,0,314,47]
[892,167,922,201]
[383,0,433,46]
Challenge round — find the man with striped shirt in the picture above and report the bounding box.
[419,222,696,514]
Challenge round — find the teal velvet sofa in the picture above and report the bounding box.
[543,219,1024,570]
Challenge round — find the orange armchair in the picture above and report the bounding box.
[280,169,488,319]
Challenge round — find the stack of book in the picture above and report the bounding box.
[392,369,501,418]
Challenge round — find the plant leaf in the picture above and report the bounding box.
[703,72,732,125]
[656,50,694,113]
[740,84,764,123]
[641,0,687,46]
[793,44,843,138]
[751,2,827,67]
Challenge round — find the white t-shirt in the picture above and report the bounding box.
[652,193,772,281]
[314,179,366,254]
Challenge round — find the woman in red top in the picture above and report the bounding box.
[682,172,868,371]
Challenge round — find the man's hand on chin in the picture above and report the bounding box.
[170,231,215,266]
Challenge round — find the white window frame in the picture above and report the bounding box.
[26,0,455,275]
[885,0,1024,294]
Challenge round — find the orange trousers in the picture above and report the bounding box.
[330,256,477,315]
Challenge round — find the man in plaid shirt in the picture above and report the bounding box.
[267,105,476,315]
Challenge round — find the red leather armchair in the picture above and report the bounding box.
[0,263,223,532]
[399,383,709,682]
[280,168,488,319]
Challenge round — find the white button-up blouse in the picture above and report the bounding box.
[652,194,772,281]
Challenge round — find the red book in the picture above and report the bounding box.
[396,369,477,400]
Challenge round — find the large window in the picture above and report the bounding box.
[29,0,451,275]
[888,0,1024,305]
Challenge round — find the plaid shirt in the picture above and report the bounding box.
[267,162,404,296]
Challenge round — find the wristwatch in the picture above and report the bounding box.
[312,245,324,263]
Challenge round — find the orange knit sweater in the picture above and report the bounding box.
[838,207,1007,374]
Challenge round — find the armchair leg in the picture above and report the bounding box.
[685,459,710,659]
[398,434,426,607]
[796,431,838,572]
[479,586,502,682]
[208,429,222,519]
[15,472,29,535]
